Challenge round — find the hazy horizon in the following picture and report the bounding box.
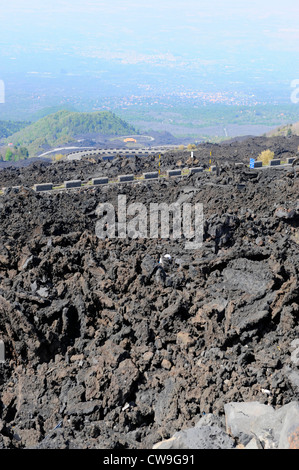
[0,1,299,122]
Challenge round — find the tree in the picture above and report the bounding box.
[5,149,13,161]
[257,149,274,165]
[18,146,29,159]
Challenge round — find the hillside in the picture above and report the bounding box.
[266,120,299,137]
[5,110,137,156]
[0,120,31,140]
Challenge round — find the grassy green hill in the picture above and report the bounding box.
[5,110,137,156]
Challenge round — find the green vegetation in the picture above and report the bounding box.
[257,149,275,165]
[52,154,65,162]
[6,110,137,156]
[117,104,299,128]
[0,145,29,162]
[116,103,299,138]
[0,120,31,139]
[267,121,299,137]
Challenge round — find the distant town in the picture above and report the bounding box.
[91,90,261,111]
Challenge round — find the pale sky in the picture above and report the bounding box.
[0,0,298,102]
[1,0,299,59]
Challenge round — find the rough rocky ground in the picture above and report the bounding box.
[154,399,299,449]
[0,135,298,449]
[1,134,298,188]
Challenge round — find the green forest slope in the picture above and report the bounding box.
[5,110,137,156]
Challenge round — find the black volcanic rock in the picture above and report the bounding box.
[0,136,298,449]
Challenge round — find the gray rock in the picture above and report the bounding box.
[155,266,166,285]
[226,294,273,334]
[141,254,157,277]
[274,208,289,218]
[161,299,183,318]
[30,281,38,292]
[287,369,299,390]
[222,258,273,296]
[21,255,33,270]
[66,400,102,417]
[225,401,299,449]
[153,425,235,449]
[278,402,299,449]
[291,345,299,366]
[235,310,270,334]
[224,401,275,446]
[154,378,176,426]
[245,438,261,449]
[195,413,225,429]
[246,408,286,448]
[37,287,49,298]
